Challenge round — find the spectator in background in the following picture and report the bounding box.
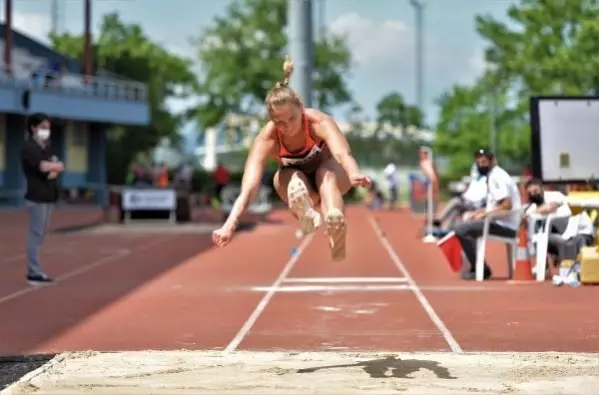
[20,113,64,285]
[213,162,230,202]
[175,162,193,190]
[364,180,384,210]
[453,149,522,280]
[384,162,398,209]
[154,162,169,188]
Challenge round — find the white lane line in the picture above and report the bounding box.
[283,277,408,284]
[0,236,173,306]
[252,284,412,292]
[248,284,495,293]
[368,216,463,353]
[224,234,315,353]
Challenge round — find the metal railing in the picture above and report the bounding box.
[0,66,147,102]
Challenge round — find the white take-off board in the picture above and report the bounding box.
[536,98,599,182]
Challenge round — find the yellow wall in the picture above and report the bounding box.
[65,122,88,172]
[0,115,5,172]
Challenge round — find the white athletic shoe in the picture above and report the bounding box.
[288,177,322,234]
[325,208,347,261]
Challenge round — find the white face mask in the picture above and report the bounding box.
[37,129,50,140]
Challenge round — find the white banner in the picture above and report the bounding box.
[122,188,176,211]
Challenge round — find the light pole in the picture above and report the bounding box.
[409,0,425,121]
[485,63,498,155]
[287,0,314,107]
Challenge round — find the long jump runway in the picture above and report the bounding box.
[1,207,598,394]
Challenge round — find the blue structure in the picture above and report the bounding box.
[0,25,150,206]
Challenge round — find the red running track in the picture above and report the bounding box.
[0,207,597,356]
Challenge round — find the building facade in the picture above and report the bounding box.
[0,25,149,206]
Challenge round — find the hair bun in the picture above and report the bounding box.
[283,55,294,75]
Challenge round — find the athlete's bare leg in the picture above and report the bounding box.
[315,158,352,261]
[274,168,322,234]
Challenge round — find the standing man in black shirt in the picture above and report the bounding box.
[20,113,64,285]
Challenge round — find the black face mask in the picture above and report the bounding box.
[528,193,544,205]
[476,165,490,176]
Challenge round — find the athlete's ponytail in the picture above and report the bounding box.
[266,55,302,115]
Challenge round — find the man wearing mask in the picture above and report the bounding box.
[524,178,571,219]
[524,179,594,267]
[20,113,64,285]
[453,149,522,280]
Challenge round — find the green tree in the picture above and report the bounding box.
[50,13,198,183]
[476,0,599,97]
[375,92,424,128]
[191,0,352,129]
[434,75,530,177]
[434,82,494,176]
[435,0,599,177]
[370,92,425,166]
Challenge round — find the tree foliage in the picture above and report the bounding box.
[346,92,425,168]
[50,13,198,183]
[434,0,599,177]
[375,92,424,129]
[192,0,352,129]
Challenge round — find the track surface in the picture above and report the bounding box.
[1,207,598,394]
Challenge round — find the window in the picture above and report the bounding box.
[71,123,88,147]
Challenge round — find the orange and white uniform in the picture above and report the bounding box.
[274,113,331,175]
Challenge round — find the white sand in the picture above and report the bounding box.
[3,351,599,395]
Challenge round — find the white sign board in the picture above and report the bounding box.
[121,188,176,211]
[531,97,599,182]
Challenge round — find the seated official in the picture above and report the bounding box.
[434,163,487,232]
[524,178,571,218]
[546,211,595,265]
[523,178,572,232]
[523,179,594,266]
[453,149,522,280]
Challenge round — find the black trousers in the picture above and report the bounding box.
[547,233,595,261]
[535,216,594,262]
[454,219,517,272]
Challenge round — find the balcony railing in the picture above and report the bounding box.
[0,66,147,102]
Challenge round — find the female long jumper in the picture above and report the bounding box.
[211,56,372,260]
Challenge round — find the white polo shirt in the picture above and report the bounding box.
[525,190,572,217]
[485,166,522,231]
[462,175,487,206]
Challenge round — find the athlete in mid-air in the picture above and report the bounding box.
[211,56,372,260]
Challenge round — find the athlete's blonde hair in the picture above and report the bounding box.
[265,56,302,115]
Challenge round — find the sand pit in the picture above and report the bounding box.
[3,351,599,394]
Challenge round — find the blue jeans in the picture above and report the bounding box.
[25,200,53,276]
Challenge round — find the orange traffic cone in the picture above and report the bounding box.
[512,224,534,281]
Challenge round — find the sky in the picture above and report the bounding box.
[7,0,516,135]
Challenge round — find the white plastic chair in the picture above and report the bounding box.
[475,208,523,282]
[529,213,571,282]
